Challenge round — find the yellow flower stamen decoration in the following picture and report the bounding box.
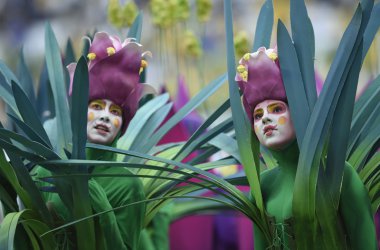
[243,53,251,61]
[107,47,116,56]
[237,64,246,73]
[87,52,96,61]
[239,71,248,82]
[139,59,148,74]
[267,52,278,61]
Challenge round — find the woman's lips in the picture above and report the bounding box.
[263,125,277,136]
[94,124,110,134]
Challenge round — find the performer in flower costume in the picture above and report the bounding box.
[235,47,377,249]
[33,32,150,250]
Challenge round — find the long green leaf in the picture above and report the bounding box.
[128,12,143,42]
[325,43,363,207]
[362,2,380,60]
[45,23,72,155]
[118,93,170,153]
[292,5,363,248]
[253,0,273,51]
[224,0,269,241]
[171,99,230,162]
[11,81,52,148]
[348,75,380,156]
[0,211,25,249]
[68,56,95,250]
[209,133,240,162]
[7,113,51,149]
[17,49,37,108]
[290,0,317,110]
[0,128,59,160]
[137,74,226,155]
[71,56,88,160]
[277,20,311,147]
[360,152,380,185]
[0,71,20,118]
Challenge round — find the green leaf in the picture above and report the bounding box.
[118,93,170,153]
[290,0,317,110]
[360,152,380,185]
[277,20,311,147]
[7,113,51,149]
[70,56,88,161]
[324,43,363,208]
[348,75,380,156]
[253,0,274,51]
[363,2,380,60]
[172,99,230,162]
[0,67,20,117]
[209,133,240,162]
[129,103,172,154]
[45,23,72,155]
[17,49,37,108]
[128,12,143,42]
[11,81,52,148]
[224,0,269,240]
[292,5,363,247]
[64,38,77,96]
[348,109,380,170]
[137,74,227,155]
[0,211,25,249]
[0,128,59,160]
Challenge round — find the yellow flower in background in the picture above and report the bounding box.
[184,30,203,58]
[121,1,138,27]
[196,0,213,22]
[150,0,176,28]
[234,31,250,60]
[176,0,190,22]
[107,0,138,28]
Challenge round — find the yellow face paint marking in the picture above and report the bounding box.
[88,112,94,121]
[254,125,259,132]
[113,118,120,128]
[278,116,287,125]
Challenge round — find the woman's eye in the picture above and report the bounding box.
[273,106,283,113]
[110,109,121,116]
[91,104,102,110]
[254,113,263,120]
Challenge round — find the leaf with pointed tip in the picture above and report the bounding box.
[136,74,227,156]
[278,20,310,147]
[0,128,59,160]
[11,81,52,148]
[17,49,37,108]
[128,12,143,42]
[290,0,317,110]
[70,56,88,161]
[118,93,170,154]
[7,113,52,148]
[45,23,72,155]
[0,70,20,117]
[253,0,273,51]
[224,0,269,239]
[362,2,380,60]
[348,75,380,156]
[37,60,55,122]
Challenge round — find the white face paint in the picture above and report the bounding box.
[253,100,296,150]
[87,99,123,145]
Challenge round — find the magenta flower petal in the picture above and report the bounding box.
[67,31,149,135]
[236,47,286,123]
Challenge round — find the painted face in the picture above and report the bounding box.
[87,99,123,145]
[253,100,296,150]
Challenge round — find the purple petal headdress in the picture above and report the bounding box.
[235,47,286,123]
[67,32,151,135]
